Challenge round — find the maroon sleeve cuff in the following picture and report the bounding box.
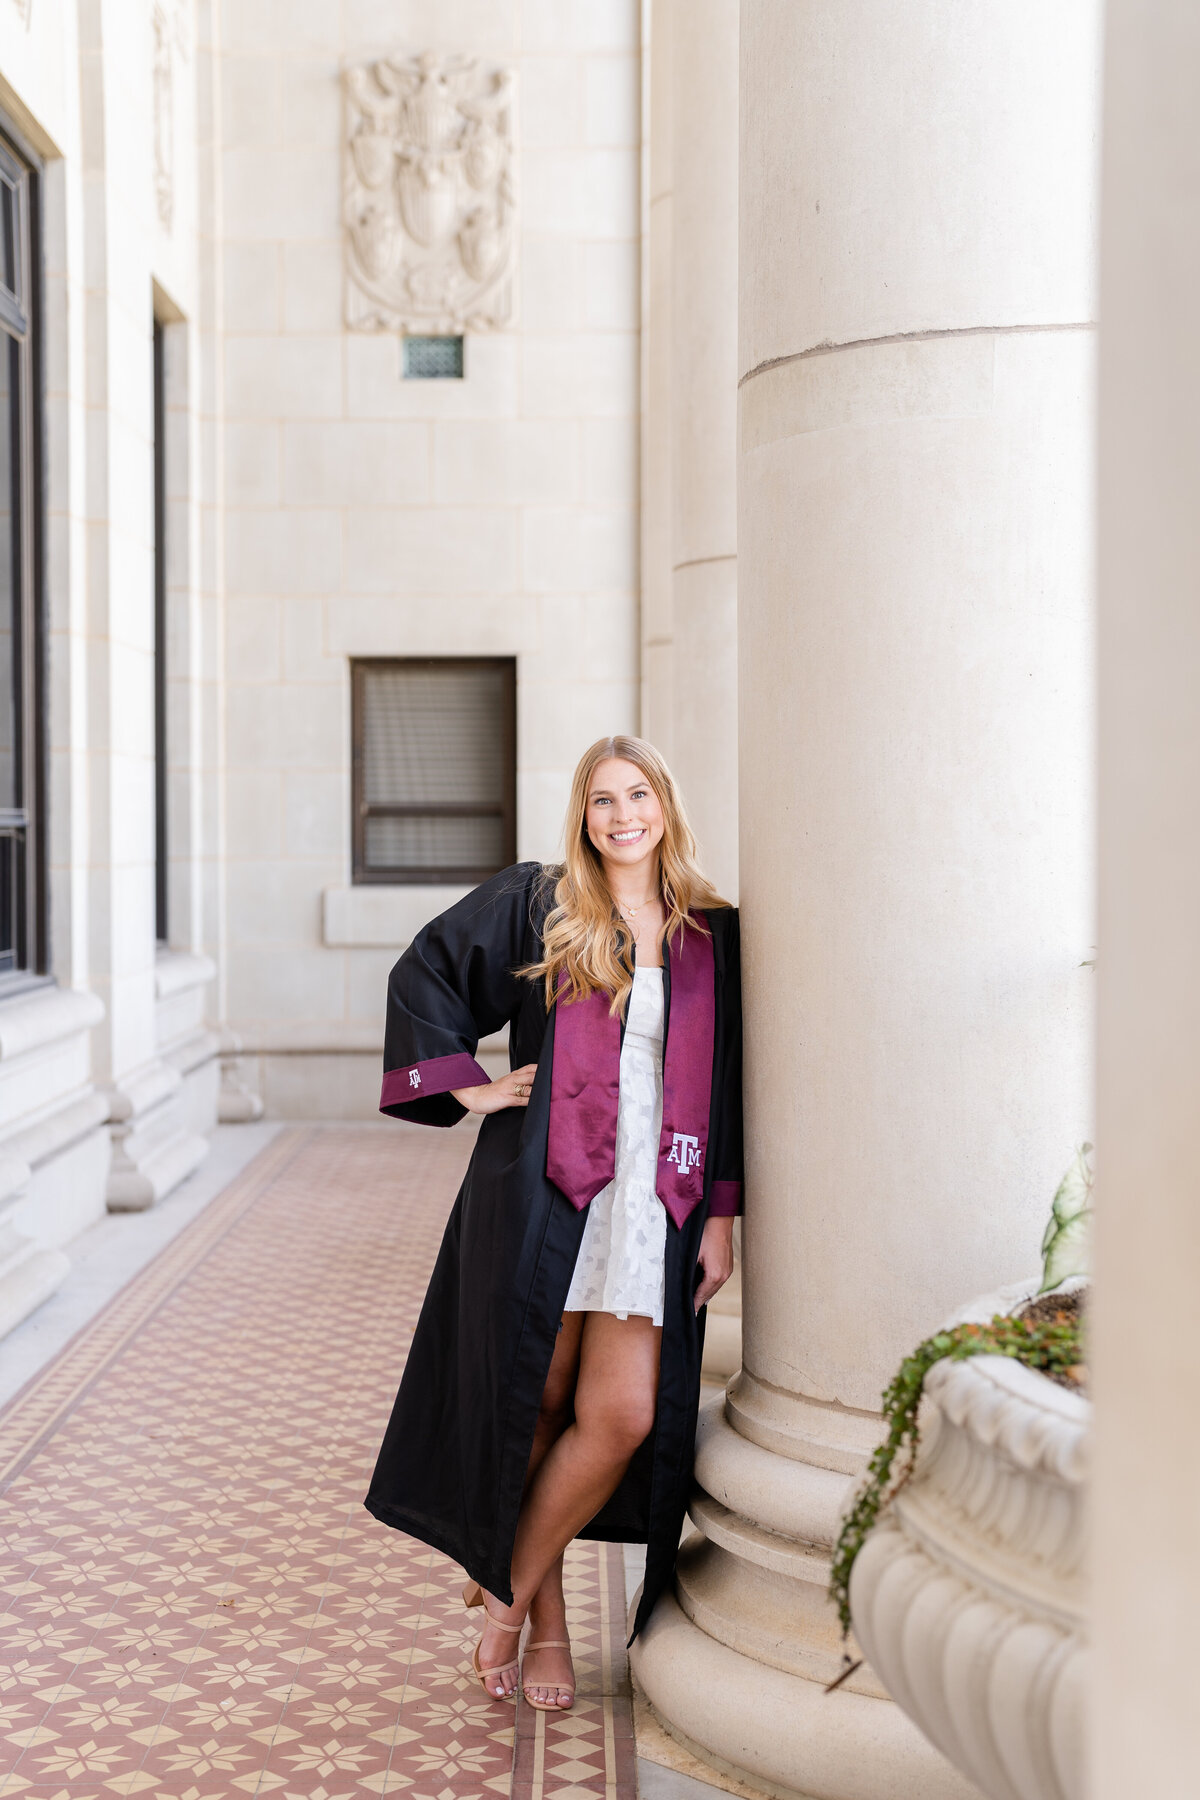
[708,1180,742,1217]
[380,1052,490,1112]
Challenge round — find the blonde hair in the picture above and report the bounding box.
[523,735,729,1015]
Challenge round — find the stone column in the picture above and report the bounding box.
[1094,3,1200,1793]
[633,4,1100,1796]
[667,0,738,901]
[639,0,675,763]
[81,0,209,1209]
[641,0,739,901]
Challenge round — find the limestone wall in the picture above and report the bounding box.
[215,2,642,1115]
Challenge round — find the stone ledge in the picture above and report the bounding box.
[0,986,105,1062]
[162,1028,223,1080]
[154,950,217,999]
[322,885,471,949]
[2,1090,111,1171]
[107,1060,181,1124]
[0,1152,28,1202]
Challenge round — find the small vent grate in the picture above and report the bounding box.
[402,335,464,379]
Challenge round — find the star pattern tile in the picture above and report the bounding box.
[0,1126,637,1800]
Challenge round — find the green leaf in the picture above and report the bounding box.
[827,1305,1085,1639]
[1040,1210,1091,1293]
[1039,1143,1094,1293]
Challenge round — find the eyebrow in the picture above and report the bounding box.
[589,781,646,801]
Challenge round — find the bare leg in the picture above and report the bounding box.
[477,1312,661,1700]
[519,1319,579,1707]
[472,1314,583,1699]
[521,1549,571,1708]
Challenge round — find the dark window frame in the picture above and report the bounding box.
[153,316,168,945]
[0,120,47,991]
[350,656,517,886]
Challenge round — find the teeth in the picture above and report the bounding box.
[611,830,644,842]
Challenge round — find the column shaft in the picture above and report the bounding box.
[635,5,1100,1796]
[668,0,738,898]
[1094,2,1200,1792]
[640,0,739,898]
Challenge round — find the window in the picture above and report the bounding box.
[402,335,464,379]
[351,659,516,885]
[153,318,168,943]
[0,129,44,984]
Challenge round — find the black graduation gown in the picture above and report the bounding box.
[363,861,743,1642]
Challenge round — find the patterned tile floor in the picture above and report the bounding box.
[0,1125,636,1800]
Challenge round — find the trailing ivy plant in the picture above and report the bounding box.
[827,1309,1085,1641]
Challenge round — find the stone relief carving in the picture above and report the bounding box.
[342,52,515,334]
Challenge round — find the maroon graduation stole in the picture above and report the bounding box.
[545,914,715,1229]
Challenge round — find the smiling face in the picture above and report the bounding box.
[584,757,666,881]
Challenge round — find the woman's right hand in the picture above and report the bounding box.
[451,1063,539,1115]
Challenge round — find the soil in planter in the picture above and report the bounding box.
[1016,1285,1087,1389]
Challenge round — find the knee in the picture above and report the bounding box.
[578,1390,656,1458]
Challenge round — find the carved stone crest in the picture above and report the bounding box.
[342,52,515,334]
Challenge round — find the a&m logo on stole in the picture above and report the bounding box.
[668,1132,702,1174]
[409,1069,422,1089]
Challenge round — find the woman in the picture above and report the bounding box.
[364,735,742,1712]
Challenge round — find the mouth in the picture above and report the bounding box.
[609,828,647,846]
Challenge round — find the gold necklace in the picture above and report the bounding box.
[617,892,659,923]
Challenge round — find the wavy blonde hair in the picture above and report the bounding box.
[523,735,729,1015]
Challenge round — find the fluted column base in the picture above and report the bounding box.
[632,1387,984,1800]
[634,1589,982,1800]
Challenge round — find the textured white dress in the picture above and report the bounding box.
[563,965,668,1325]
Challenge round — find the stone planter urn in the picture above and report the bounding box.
[848,1283,1088,1800]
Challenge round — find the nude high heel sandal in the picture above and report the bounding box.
[521,1639,575,1712]
[463,1582,523,1699]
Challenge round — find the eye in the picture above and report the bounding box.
[631,789,647,800]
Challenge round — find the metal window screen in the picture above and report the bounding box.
[354,660,516,883]
[402,335,464,379]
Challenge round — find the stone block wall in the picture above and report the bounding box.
[217,1,642,1115]
[0,0,645,1340]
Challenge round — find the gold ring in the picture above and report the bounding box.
[515,1083,526,1097]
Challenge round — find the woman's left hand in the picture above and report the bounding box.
[694,1215,736,1313]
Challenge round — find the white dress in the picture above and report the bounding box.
[563,965,668,1325]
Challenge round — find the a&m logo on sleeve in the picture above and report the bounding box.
[409,1069,422,1089]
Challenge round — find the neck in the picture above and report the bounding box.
[603,856,661,912]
